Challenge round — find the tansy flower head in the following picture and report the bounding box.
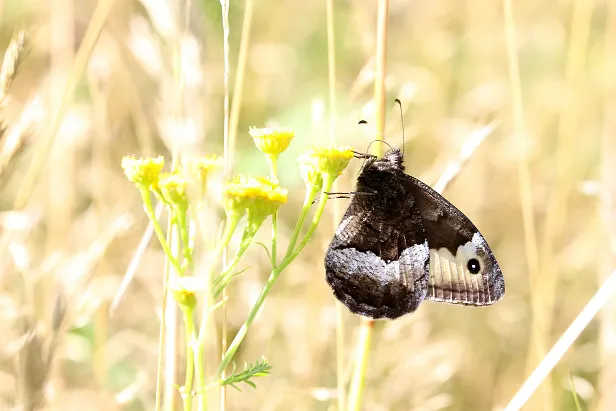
[121,155,164,187]
[187,154,224,193]
[222,175,288,219]
[249,127,294,157]
[297,145,354,178]
[298,161,323,191]
[157,170,189,208]
[170,276,205,309]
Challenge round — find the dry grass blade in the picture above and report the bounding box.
[109,203,163,316]
[0,97,45,185]
[503,269,616,411]
[17,329,50,411]
[0,31,27,109]
[432,120,499,194]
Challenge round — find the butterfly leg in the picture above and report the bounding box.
[352,151,377,160]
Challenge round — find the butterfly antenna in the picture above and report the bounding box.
[357,120,395,153]
[394,98,404,155]
[366,139,393,154]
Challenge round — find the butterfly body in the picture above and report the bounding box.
[325,149,505,319]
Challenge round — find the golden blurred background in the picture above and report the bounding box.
[0,0,615,410]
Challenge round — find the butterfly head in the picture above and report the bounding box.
[369,148,405,172]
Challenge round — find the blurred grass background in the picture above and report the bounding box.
[0,0,614,410]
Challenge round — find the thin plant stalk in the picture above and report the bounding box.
[530,0,593,407]
[155,236,172,411]
[193,213,240,409]
[347,318,373,411]
[268,155,279,266]
[325,0,345,408]
[163,217,180,411]
[181,306,196,411]
[228,0,254,170]
[140,189,183,274]
[502,0,545,406]
[219,0,231,408]
[347,0,388,409]
[599,1,616,407]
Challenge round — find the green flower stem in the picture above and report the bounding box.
[197,210,242,340]
[284,183,321,258]
[194,340,207,411]
[193,212,241,411]
[266,155,278,179]
[181,305,196,411]
[176,204,193,271]
[347,317,374,411]
[284,174,335,262]
[139,187,183,275]
[271,213,278,268]
[267,155,279,268]
[216,175,335,377]
[213,230,259,297]
[211,215,265,298]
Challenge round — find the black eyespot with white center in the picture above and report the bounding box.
[467,258,481,274]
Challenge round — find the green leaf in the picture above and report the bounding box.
[220,356,272,391]
[213,266,251,297]
[254,241,272,262]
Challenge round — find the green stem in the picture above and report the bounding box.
[197,211,241,342]
[176,204,192,271]
[139,187,183,275]
[271,213,278,268]
[181,306,196,411]
[193,212,241,410]
[216,176,334,377]
[284,175,335,262]
[284,184,321,259]
[347,317,374,411]
[213,231,258,297]
[268,155,278,268]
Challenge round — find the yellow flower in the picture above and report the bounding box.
[298,161,323,191]
[188,154,224,193]
[157,170,189,208]
[297,145,354,178]
[249,127,294,157]
[121,155,164,187]
[223,175,288,219]
[170,276,205,309]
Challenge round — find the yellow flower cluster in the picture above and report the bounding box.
[157,171,189,207]
[121,155,164,187]
[297,145,354,187]
[249,127,294,157]
[194,154,224,182]
[223,175,288,219]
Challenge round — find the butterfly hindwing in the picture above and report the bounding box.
[325,162,430,319]
[400,174,505,306]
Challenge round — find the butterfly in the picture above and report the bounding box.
[324,148,505,319]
